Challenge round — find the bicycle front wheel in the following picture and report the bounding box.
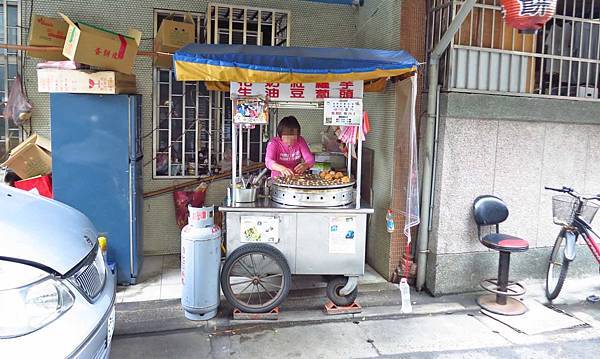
[546,230,570,300]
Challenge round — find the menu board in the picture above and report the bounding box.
[323,99,363,126]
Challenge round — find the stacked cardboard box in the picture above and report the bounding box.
[154,14,195,69]
[2,134,52,180]
[37,69,136,94]
[31,14,142,94]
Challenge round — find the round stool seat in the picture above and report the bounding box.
[481,233,529,252]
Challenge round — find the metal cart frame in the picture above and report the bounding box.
[219,92,374,313]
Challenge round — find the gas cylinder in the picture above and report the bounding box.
[181,205,221,320]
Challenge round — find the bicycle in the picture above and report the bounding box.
[544,186,600,300]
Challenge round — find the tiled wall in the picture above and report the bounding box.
[356,0,402,279]
[432,118,600,255]
[392,0,427,280]
[427,116,600,293]
[22,0,359,254]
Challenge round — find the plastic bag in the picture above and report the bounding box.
[321,126,340,153]
[218,149,232,173]
[173,183,208,229]
[36,61,81,70]
[4,75,33,126]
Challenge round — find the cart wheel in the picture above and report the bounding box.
[326,276,358,307]
[221,244,291,313]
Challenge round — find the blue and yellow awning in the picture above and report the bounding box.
[173,44,418,84]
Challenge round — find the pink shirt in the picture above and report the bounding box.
[265,136,315,178]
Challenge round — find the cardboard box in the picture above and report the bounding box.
[2,134,52,180]
[27,15,69,61]
[15,175,53,199]
[154,14,195,69]
[60,14,142,74]
[37,69,137,94]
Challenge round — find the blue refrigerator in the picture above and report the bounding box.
[51,94,143,285]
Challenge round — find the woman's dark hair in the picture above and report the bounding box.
[277,116,301,137]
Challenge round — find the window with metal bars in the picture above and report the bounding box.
[153,5,290,178]
[428,0,600,100]
[0,1,21,162]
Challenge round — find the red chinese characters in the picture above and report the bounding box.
[290,83,305,99]
[339,81,354,98]
[265,83,280,99]
[236,82,253,97]
[315,82,330,99]
[95,47,124,60]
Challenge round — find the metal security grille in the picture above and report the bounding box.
[153,10,209,178]
[428,0,600,101]
[0,1,21,162]
[153,5,290,178]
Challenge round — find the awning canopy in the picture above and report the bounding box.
[173,44,418,83]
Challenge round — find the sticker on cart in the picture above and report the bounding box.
[240,216,280,243]
[329,216,356,254]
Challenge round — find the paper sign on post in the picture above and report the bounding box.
[324,99,363,126]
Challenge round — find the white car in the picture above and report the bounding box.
[0,185,116,358]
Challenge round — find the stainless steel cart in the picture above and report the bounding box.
[220,198,373,312]
[219,90,372,314]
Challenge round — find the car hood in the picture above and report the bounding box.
[0,185,97,275]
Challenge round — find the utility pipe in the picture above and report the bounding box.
[416,0,477,291]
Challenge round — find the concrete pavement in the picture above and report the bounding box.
[111,275,600,358]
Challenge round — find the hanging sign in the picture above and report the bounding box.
[231,81,364,101]
[233,97,269,124]
[240,216,280,243]
[324,98,363,126]
[329,216,356,254]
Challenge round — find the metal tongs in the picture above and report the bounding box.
[244,168,268,189]
[239,168,269,189]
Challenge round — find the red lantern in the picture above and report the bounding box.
[501,0,557,34]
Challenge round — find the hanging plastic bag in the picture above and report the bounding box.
[173,183,208,229]
[4,75,33,126]
[321,126,340,153]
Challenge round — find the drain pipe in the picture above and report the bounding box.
[416,0,477,292]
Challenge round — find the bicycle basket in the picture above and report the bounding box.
[552,195,599,226]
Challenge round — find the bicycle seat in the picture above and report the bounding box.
[481,233,529,252]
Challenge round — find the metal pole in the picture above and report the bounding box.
[246,128,250,166]
[239,122,243,178]
[346,141,352,176]
[417,0,477,292]
[356,127,363,210]
[232,120,237,202]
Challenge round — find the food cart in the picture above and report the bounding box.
[174,44,419,313]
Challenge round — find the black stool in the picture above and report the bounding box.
[473,195,529,316]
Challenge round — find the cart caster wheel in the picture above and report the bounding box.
[221,244,291,314]
[326,276,358,307]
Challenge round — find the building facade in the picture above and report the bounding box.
[17,0,414,281]
[12,0,597,294]
[424,0,600,294]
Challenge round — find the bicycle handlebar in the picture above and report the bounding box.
[544,186,600,201]
[544,186,572,193]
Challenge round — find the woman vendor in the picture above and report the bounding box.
[265,116,315,178]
